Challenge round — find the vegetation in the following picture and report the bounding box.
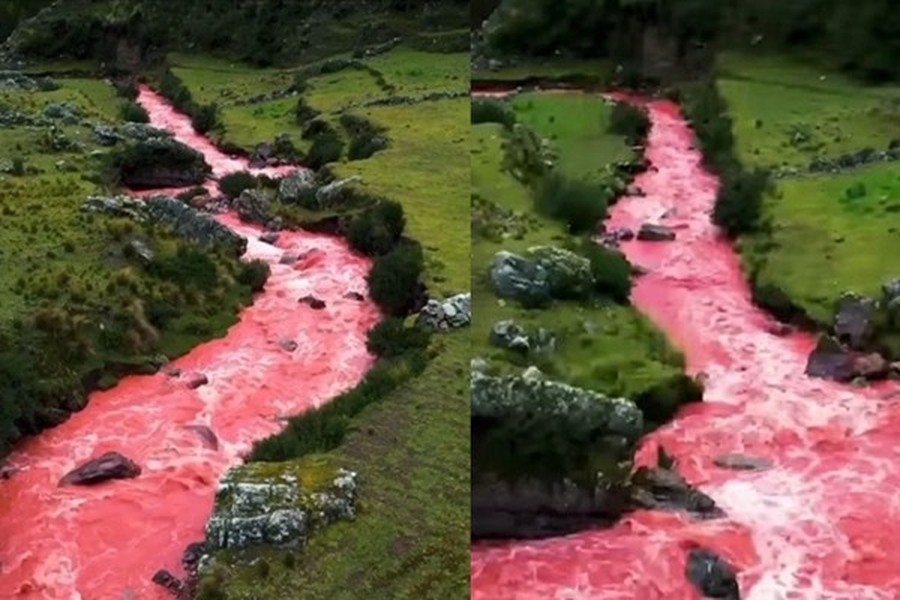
[367,242,425,316]
[218,171,258,199]
[346,199,406,257]
[119,100,149,123]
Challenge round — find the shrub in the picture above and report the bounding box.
[472,98,515,129]
[295,98,320,124]
[533,172,609,233]
[348,135,388,160]
[366,318,431,358]
[346,199,406,256]
[608,102,650,145]
[120,100,149,123]
[218,171,257,199]
[581,242,632,303]
[11,158,25,176]
[712,167,770,237]
[114,80,139,100]
[367,242,424,316]
[237,260,270,292]
[191,103,219,134]
[306,132,344,170]
[149,245,218,290]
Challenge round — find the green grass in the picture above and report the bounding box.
[214,332,468,600]
[471,95,687,402]
[741,161,900,324]
[717,52,900,169]
[472,58,613,83]
[173,48,469,597]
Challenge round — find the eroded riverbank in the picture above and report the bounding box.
[471,93,900,599]
[0,87,380,598]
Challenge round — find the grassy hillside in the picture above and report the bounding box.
[472,92,693,416]
[719,53,900,328]
[178,45,470,598]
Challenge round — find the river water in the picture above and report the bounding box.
[0,87,380,599]
[471,93,900,599]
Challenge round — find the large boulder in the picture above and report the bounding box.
[685,548,741,599]
[205,460,357,550]
[144,195,247,255]
[59,451,141,486]
[833,292,878,349]
[637,223,676,241]
[628,466,723,518]
[117,138,212,189]
[488,246,593,306]
[315,175,363,209]
[233,188,271,224]
[82,195,145,220]
[277,169,315,202]
[417,292,471,330]
[805,335,890,382]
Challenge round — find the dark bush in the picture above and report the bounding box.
[348,135,388,160]
[301,118,335,140]
[294,98,319,124]
[367,242,424,316]
[218,171,257,199]
[533,172,609,233]
[346,200,406,256]
[120,100,149,123]
[635,374,703,427]
[366,317,431,358]
[712,167,770,237]
[472,98,515,128]
[237,259,270,292]
[191,103,219,134]
[112,138,210,188]
[581,242,632,303]
[306,132,344,170]
[608,102,650,145]
[114,80,139,100]
[340,113,389,160]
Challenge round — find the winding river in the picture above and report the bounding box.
[0,87,380,598]
[471,93,900,599]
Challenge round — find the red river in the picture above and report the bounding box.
[0,87,380,598]
[471,92,900,599]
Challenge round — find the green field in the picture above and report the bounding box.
[175,47,470,598]
[717,52,900,170]
[472,94,688,404]
[719,53,900,325]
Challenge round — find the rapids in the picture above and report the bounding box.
[0,87,380,598]
[470,93,900,599]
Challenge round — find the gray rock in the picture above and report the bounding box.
[713,453,772,471]
[186,373,209,389]
[278,170,315,201]
[233,189,271,224]
[205,463,357,550]
[806,335,890,382]
[277,338,298,352]
[280,253,299,264]
[686,548,740,600]
[184,425,218,450]
[122,122,170,141]
[417,293,471,330]
[629,466,724,518]
[43,101,80,123]
[833,292,877,349]
[637,223,676,241]
[315,176,363,209]
[82,195,145,220]
[92,124,122,146]
[127,239,154,265]
[120,138,211,188]
[144,195,247,255]
[259,231,280,245]
[471,371,643,444]
[299,295,326,310]
[488,246,593,306]
[489,320,525,348]
[59,451,141,486]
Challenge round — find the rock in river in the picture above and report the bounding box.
[59,451,141,486]
[637,223,676,241]
[713,453,772,471]
[685,548,741,599]
[299,295,326,310]
[833,292,877,350]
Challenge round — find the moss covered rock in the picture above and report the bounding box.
[488,245,593,307]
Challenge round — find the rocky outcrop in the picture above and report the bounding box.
[92,124,122,146]
[833,293,877,349]
[417,293,471,330]
[637,223,676,241]
[315,175,363,210]
[488,319,555,355]
[277,169,315,202]
[472,477,631,539]
[233,188,271,224]
[118,138,212,189]
[628,466,723,518]
[489,246,593,307]
[122,122,171,141]
[686,548,741,599]
[59,451,141,486]
[806,335,890,382]
[204,461,357,550]
[144,195,247,255]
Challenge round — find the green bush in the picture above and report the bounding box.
[114,80,139,100]
[306,132,344,170]
[149,245,219,290]
[581,241,632,303]
[120,100,149,123]
[346,200,406,256]
[608,101,650,145]
[712,166,770,237]
[534,172,610,233]
[367,242,424,316]
[340,113,389,161]
[295,97,320,125]
[237,259,270,292]
[218,171,257,199]
[191,103,219,134]
[472,98,515,129]
[366,317,431,358]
